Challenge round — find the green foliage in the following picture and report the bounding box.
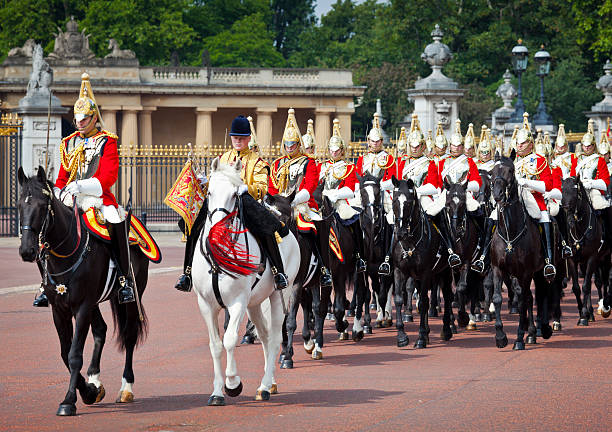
[271,0,316,59]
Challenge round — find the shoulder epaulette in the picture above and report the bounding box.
[99,130,118,140]
[62,131,79,145]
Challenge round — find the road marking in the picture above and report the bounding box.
[0,266,182,296]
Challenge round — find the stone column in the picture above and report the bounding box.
[139,107,156,148]
[119,107,141,204]
[256,107,276,159]
[139,107,156,204]
[315,108,334,159]
[195,107,216,157]
[101,106,121,134]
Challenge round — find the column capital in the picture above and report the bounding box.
[315,107,336,114]
[256,107,277,114]
[101,105,122,112]
[142,106,157,113]
[121,105,143,112]
[196,107,218,113]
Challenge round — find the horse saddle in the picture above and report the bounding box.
[81,208,162,263]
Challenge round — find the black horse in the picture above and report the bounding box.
[358,173,392,330]
[489,154,555,350]
[561,176,611,325]
[391,178,453,348]
[17,167,149,416]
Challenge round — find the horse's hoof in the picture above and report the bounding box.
[397,335,409,348]
[56,403,76,416]
[553,322,562,331]
[346,309,354,317]
[80,383,101,405]
[241,334,255,345]
[512,341,525,350]
[440,328,453,341]
[457,312,469,328]
[255,390,270,401]
[597,308,602,316]
[278,353,285,364]
[451,324,458,334]
[325,313,335,321]
[496,335,508,349]
[224,381,243,397]
[115,390,134,403]
[414,339,427,349]
[95,385,106,403]
[270,384,278,395]
[384,318,393,327]
[207,395,225,406]
[374,320,382,328]
[304,342,314,354]
[602,308,611,318]
[482,313,491,322]
[589,313,596,322]
[510,307,519,315]
[526,335,537,345]
[312,350,323,360]
[474,313,482,322]
[466,322,477,331]
[577,318,589,326]
[352,331,364,342]
[338,332,349,341]
[541,324,553,340]
[280,359,294,369]
[536,327,543,338]
[364,325,372,334]
[428,308,438,318]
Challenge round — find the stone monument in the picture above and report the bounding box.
[586,60,612,137]
[16,44,68,180]
[403,24,465,134]
[491,69,517,135]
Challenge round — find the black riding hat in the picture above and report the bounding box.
[229,115,251,136]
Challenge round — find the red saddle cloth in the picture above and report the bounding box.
[81,208,162,263]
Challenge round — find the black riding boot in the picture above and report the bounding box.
[175,207,207,292]
[435,213,461,268]
[308,233,332,288]
[108,220,135,304]
[542,221,556,282]
[349,220,367,273]
[262,235,288,290]
[32,286,48,307]
[378,223,393,276]
[471,217,495,273]
[241,319,257,344]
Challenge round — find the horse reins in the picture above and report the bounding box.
[492,174,527,252]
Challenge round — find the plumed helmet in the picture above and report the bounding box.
[450,119,463,147]
[477,125,492,157]
[247,116,258,150]
[464,123,476,150]
[408,113,425,148]
[396,126,407,153]
[301,119,315,150]
[328,118,344,152]
[581,119,596,147]
[282,108,302,144]
[367,112,383,141]
[73,73,103,126]
[534,129,548,156]
[555,123,567,150]
[434,121,448,149]
[598,128,610,155]
[516,112,533,145]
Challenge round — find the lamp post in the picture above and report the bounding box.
[533,45,553,125]
[509,39,528,123]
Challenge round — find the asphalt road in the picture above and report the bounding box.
[1,234,611,431]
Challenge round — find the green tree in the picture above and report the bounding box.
[271,0,316,59]
[203,13,285,67]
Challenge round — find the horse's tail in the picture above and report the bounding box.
[110,256,149,351]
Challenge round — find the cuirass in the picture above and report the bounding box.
[515,153,540,180]
[362,151,389,180]
[68,134,106,180]
[551,153,573,179]
[287,157,308,190]
[576,154,599,180]
[442,155,469,184]
[402,156,429,187]
[322,161,347,190]
[477,160,495,172]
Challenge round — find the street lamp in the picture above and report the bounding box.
[533,45,553,125]
[509,39,528,123]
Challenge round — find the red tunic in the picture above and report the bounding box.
[395,156,439,187]
[268,155,320,209]
[571,155,611,195]
[55,130,119,207]
[321,160,358,191]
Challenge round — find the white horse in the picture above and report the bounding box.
[192,158,301,405]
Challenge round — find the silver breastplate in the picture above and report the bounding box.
[287,158,308,190]
[69,134,105,180]
[362,152,388,180]
[551,153,573,179]
[323,162,347,190]
[442,156,469,184]
[402,157,429,186]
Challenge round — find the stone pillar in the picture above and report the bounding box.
[195,107,216,156]
[315,108,334,159]
[256,107,276,159]
[139,107,156,148]
[586,59,612,138]
[139,107,156,204]
[119,107,140,204]
[101,106,120,134]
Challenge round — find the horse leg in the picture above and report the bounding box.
[414,278,430,348]
[301,287,315,356]
[569,260,584,319]
[333,275,349,338]
[362,273,373,332]
[429,282,439,317]
[224,300,247,397]
[352,272,365,342]
[280,292,300,369]
[581,260,596,325]
[196,295,225,406]
[404,277,415,323]
[439,271,454,341]
[512,276,528,350]
[312,282,330,359]
[456,267,470,328]
[56,307,93,416]
[492,267,508,348]
[525,278,537,344]
[253,291,284,400]
[482,269,493,322]
[393,268,409,347]
[85,306,107,404]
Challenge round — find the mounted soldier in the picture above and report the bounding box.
[174,115,288,292]
[476,126,495,172]
[268,109,331,287]
[319,119,366,272]
[33,73,135,307]
[473,113,557,280]
[431,118,448,163]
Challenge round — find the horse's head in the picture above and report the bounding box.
[392,177,418,237]
[561,176,585,229]
[445,181,467,237]
[17,166,53,262]
[477,169,491,205]
[358,173,382,225]
[207,157,242,226]
[491,151,517,207]
[263,190,295,227]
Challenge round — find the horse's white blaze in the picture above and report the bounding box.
[397,194,407,220]
[120,377,133,392]
[88,374,101,388]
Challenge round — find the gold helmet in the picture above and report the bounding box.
[555,123,567,152]
[477,126,492,159]
[598,128,610,156]
[302,119,315,150]
[581,119,596,148]
[328,118,344,152]
[367,112,383,142]
[534,128,548,156]
[396,126,407,154]
[282,108,303,155]
[450,119,463,147]
[74,73,103,126]
[516,112,533,145]
[408,113,425,148]
[464,123,476,151]
[434,121,448,150]
[510,124,520,153]
[247,116,258,151]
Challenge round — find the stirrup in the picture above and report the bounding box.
[378,257,391,276]
[543,260,556,282]
[448,250,461,268]
[561,242,573,259]
[174,273,192,292]
[118,276,135,304]
[356,256,367,273]
[471,256,485,274]
[320,268,332,288]
[33,290,49,307]
[274,272,288,290]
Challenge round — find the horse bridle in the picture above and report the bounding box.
[395,189,427,258]
[491,173,527,252]
[566,180,594,249]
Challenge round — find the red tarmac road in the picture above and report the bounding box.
[1,241,611,431]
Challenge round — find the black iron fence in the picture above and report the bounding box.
[0,114,23,237]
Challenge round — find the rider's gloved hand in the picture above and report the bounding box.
[543,188,562,200]
[517,177,527,187]
[237,184,249,196]
[323,189,338,202]
[581,179,593,190]
[64,181,81,195]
